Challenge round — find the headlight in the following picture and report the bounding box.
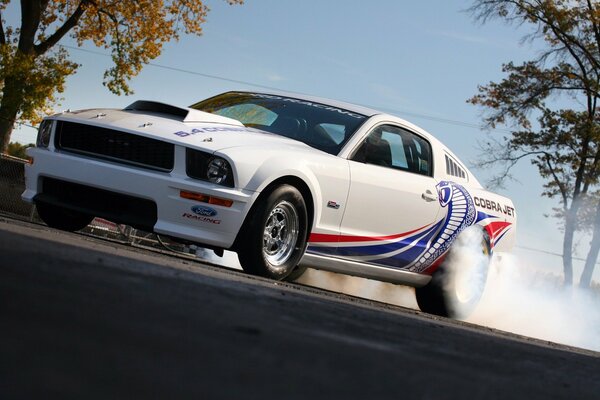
[186,148,234,187]
[36,119,53,148]
[207,157,231,185]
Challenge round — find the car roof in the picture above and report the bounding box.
[201,90,483,188]
[220,90,383,118]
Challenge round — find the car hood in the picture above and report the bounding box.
[52,103,314,153]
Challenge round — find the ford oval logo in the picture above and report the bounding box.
[191,205,218,217]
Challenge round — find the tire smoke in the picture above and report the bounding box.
[439,227,489,318]
[465,252,600,352]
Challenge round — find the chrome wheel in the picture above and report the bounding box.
[262,201,299,266]
[237,184,308,280]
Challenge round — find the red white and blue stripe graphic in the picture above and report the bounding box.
[308,221,443,269]
[476,211,512,248]
[306,181,513,274]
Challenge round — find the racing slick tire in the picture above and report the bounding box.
[35,202,95,232]
[415,228,491,318]
[237,185,309,281]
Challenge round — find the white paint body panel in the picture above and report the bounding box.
[341,162,440,239]
[23,92,516,283]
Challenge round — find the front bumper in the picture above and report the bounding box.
[22,146,256,249]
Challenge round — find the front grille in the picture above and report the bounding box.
[55,120,174,171]
[37,177,158,231]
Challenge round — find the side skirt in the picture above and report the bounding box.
[299,252,431,288]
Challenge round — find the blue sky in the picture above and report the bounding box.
[7,1,596,279]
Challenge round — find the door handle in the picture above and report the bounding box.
[421,190,438,202]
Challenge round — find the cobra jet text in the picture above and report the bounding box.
[474,197,515,217]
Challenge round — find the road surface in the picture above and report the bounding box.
[1,217,598,399]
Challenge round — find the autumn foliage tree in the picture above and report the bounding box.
[468,0,600,286]
[0,0,243,152]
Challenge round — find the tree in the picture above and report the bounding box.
[5,141,33,158]
[468,0,600,286]
[0,0,243,152]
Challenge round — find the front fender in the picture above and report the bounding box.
[220,146,350,237]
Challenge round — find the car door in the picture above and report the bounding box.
[338,124,441,269]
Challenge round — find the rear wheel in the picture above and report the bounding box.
[35,202,95,232]
[237,185,308,280]
[416,228,491,318]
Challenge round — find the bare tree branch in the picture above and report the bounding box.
[34,1,88,56]
[586,0,600,58]
[544,153,569,207]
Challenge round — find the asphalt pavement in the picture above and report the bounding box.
[1,217,599,399]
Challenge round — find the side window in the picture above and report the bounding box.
[380,130,408,169]
[351,124,432,176]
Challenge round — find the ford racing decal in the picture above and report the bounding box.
[182,213,221,224]
[191,205,218,217]
[182,205,221,224]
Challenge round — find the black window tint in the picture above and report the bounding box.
[192,92,367,155]
[352,124,432,177]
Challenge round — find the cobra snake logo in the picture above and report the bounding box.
[410,180,476,273]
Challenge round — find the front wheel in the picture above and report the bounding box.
[416,227,491,318]
[35,202,95,232]
[237,185,308,280]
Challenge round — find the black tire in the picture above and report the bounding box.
[416,229,491,318]
[415,274,450,316]
[35,202,94,232]
[237,185,308,280]
[284,264,309,282]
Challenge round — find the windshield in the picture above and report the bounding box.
[191,92,368,155]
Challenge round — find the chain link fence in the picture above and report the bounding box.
[0,153,200,258]
[0,154,35,219]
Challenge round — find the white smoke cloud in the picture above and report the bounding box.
[296,268,419,308]
[465,253,600,352]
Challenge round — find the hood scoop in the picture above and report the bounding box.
[124,100,243,126]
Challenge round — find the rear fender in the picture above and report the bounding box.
[469,188,517,252]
